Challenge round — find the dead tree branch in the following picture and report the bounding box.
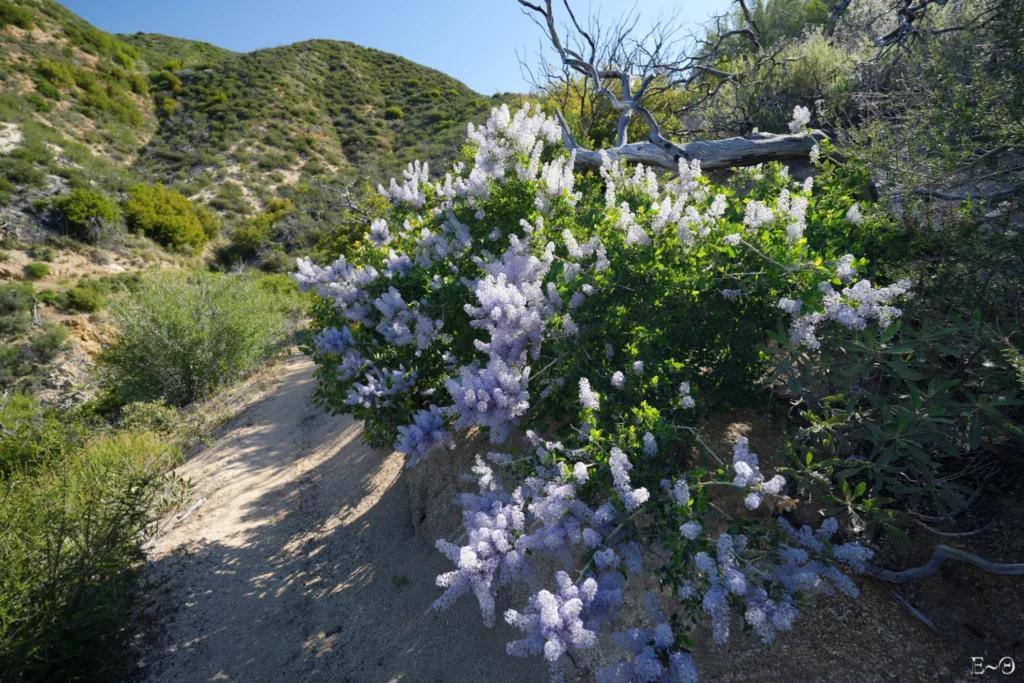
[517,0,823,170]
[868,545,1024,583]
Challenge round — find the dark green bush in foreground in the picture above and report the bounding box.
[0,394,180,683]
[100,271,292,406]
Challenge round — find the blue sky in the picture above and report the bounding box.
[60,0,733,94]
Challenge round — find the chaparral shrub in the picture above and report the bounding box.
[0,397,180,682]
[100,271,288,406]
[294,103,962,680]
[51,188,122,243]
[122,183,219,251]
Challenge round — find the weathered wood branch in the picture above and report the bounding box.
[521,0,824,170]
[867,545,1024,583]
[555,110,826,171]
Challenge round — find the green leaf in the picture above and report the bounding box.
[880,321,901,344]
[969,412,982,450]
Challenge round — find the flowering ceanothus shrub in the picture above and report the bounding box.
[297,104,900,681]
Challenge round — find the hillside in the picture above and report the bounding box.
[129,38,510,205]
[0,0,516,221]
[0,0,519,399]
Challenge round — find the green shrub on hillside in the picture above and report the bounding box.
[23,262,49,279]
[0,2,35,30]
[219,197,293,265]
[0,282,35,336]
[122,183,219,251]
[384,105,404,120]
[0,343,26,386]
[52,188,122,242]
[62,285,104,313]
[100,272,288,406]
[117,400,182,436]
[28,322,69,362]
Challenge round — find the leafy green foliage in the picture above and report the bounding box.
[62,284,104,313]
[28,321,68,362]
[0,282,35,336]
[122,183,219,251]
[23,261,49,279]
[771,314,1023,540]
[218,197,293,265]
[100,271,290,406]
[51,188,122,242]
[0,2,35,30]
[0,394,180,682]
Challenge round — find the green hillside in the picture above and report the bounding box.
[0,0,517,230]
[131,38,510,200]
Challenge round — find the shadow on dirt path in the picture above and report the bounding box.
[134,355,545,683]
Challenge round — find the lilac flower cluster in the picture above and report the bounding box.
[730,436,786,510]
[395,406,453,467]
[597,593,698,683]
[466,235,555,364]
[609,447,650,511]
[445,358,531,443]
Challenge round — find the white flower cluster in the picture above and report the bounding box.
[785,278,913,349]
[679,381,696,409]
[609,447,650,511]
[788,105,811,133]
[599,155,660,206]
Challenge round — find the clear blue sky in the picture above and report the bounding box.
[59,0,733,95]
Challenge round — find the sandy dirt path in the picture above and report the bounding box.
[135,355,544,683]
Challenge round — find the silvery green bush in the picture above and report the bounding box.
[101,271,288,406]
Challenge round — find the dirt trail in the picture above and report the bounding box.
[136,355,544,683]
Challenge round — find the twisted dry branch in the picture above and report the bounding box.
[519,0,827,172]
[868,545,1024,583]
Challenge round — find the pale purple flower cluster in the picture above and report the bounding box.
[579,377,600,410]
[599,155,660,206]
[776,189,809,242]
[378,159,429,207]
[597,593,698,683]
[731,436,786,510]
[445,358,531,443]
[680,521,701,540]
[743,200,775,230]
[679,381,695,409]
[777,297,802,315]
[314,326,354,355]
[785,277,913,349]
[845,203,864,224]
[789,105,811,133]
[466,235,555,364]
[367,218,391,246]
[434,481,527,626]
[344,365,416,409]
[395,406,453,467]
[609,447,650,511]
